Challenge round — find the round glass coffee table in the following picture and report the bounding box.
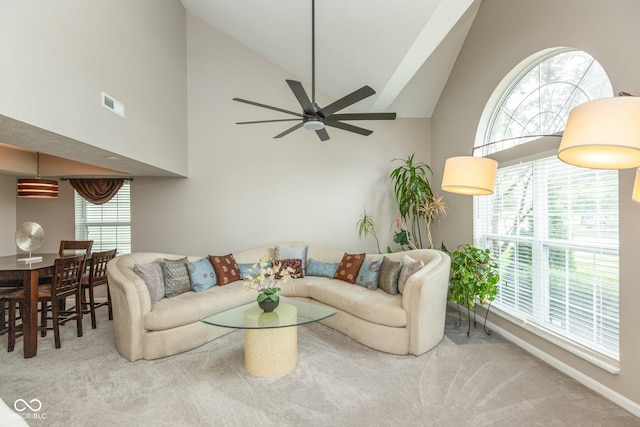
[200,297,336,377]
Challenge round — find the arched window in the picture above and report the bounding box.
[474,49,619,369]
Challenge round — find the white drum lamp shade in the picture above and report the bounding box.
[558,97,640,169]
[441,156,498,196]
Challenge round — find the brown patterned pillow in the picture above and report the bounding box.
[378,256,402,295]
[273,258,304,279]
[334,253,366,284]
[208,254,242,286]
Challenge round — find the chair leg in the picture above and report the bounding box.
[107,284,113,321]
[8,300,16,352]
[76,291,83,338]
[40,301,48,337]
[52,297,61,349]
[0,299,5,333]
[88,285,97,329]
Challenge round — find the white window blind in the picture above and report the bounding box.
[74,181,131,254]
[474,156,619,359]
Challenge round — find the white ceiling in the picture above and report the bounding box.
[181,0,481,118]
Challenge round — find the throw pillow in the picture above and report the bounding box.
[397,254,425,294]
[272,258,304,279]
[378,256,402,295]
[238,262,256,280]
[163,257,191,298]
[306,258,339,278]
[355,258,383,290]
[274,244,308,273]
[334,253,366,284]
[133,260,165,304]
[186,257,217,293]
[209,254,242,286]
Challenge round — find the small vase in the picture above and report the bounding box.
[258,297,279,313]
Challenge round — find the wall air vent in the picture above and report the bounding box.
[102,91,125,118]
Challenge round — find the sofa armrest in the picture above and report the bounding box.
[401,249,451,355]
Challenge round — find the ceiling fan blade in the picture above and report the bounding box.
[236,118,301,125]
[274,122,303,139]
[325,112,396,121]
[316,128,330,141]
[324,121,373,136]
[317,86,376,117]
[233,97,304,118]
[286,80,313,114]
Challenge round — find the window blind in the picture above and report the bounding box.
[474,155,619,359]
[74,180,131,254]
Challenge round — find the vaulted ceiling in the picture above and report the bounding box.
[181,0,481,118]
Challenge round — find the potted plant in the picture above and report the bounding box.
[356,208,382,253]
[390,154,445,249]
[448,243,500,310]
[244,258,296,312]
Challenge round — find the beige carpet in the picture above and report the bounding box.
[0,308,637,427]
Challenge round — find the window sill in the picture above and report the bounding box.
[479,304,620,374]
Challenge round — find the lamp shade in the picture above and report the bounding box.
[17,178,59,198]
[633,169,640,203]
[558,97,640,169]
[441,156,498,195]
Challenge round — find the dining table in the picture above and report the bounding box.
[0,253,58,358]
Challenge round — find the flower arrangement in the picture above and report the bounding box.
[244,257,296,303]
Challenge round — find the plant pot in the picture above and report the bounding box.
[258,297,279,313]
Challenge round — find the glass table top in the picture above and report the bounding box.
[200,297,336,330]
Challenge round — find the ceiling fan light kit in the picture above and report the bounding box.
[233,0,396,141]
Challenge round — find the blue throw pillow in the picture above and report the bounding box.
[186,258,217,292]
[237,261,272,280]
[306,258,339,278]
[356,258,382,290]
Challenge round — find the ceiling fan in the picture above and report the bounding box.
[232,0,396,142]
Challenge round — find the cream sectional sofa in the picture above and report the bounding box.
[106,242,451,361]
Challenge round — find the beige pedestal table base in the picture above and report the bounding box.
[243,303,298,377]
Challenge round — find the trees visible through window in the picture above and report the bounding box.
[474,50,618,363]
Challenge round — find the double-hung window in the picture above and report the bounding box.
[473,50,619,369]
[74,180,131,254]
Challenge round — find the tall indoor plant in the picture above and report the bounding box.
[390,154,442,249]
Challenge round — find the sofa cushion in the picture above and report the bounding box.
[356,258,382,290]
[134,260,165,304]
[186,257,217,293]
[306,258,339,278]
[275,244,308,272]
[378,256,401,295]
[144,281,255,331]
[307,278,407,328]
[334,253,366,284]
[163,257,191,298]
[398,254,424,294]
[209,254,242,285]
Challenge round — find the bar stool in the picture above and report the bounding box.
[81,249,117,329]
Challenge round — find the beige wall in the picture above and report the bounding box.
[0,0,188,176]
[0,176,17,256]
[431,0,640,409]
[130,15,431,255]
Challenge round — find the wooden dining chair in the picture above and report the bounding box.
[6,254,86,351]
[81,248,117,329]
[59,240,93,257]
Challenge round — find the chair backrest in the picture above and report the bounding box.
[59,240,93,258]
[88,249,117,286]
[52,254,86,298]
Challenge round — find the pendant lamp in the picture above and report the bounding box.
[17,152,59,198]
[441,156,498,195]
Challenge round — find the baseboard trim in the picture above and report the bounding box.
[484,317,640,417]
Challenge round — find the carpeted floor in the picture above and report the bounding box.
[0,308,637,427]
